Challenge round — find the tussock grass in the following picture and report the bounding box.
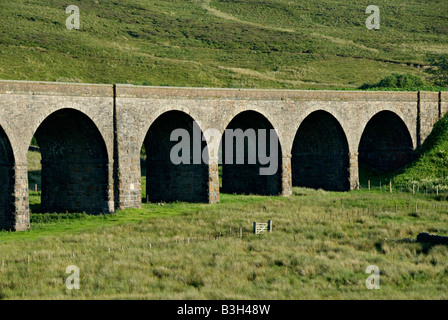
[1,189,448,299]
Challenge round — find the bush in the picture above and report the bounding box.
[359,73,424,90]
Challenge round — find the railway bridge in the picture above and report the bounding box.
[0,80,446,231]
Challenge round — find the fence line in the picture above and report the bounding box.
[2,199,448,270]
[0,226,255,270]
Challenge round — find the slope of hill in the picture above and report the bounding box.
[1,0,447,89]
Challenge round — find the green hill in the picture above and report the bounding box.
[1,0,447,89]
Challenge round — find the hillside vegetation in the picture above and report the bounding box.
[1,0,447,89]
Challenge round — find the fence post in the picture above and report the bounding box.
[253,222,257,234]
[268,220,272,232]
[437,185,439,196]
[390,180,392,193]
[368,180,370,190]
[413,184,415,195]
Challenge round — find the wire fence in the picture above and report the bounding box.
[0,226,255,271]
[3,198,448,271]
[295,201,448,224]
[3,192,448,271]
[359,180,448,197]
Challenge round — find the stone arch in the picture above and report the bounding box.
[33,108,109,213]
[358,110,414,172]
[0,125,15,229]
[142,110,209,203]
[358,110,414,173]
[220,110,282,195]
[292,110,350,191]
[137,105,202,154]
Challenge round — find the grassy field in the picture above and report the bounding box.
[0,188,448,299]
[1,0,447,89]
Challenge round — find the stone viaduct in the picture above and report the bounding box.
[0,80,446,231]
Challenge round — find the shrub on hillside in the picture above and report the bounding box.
[359,73,424,90]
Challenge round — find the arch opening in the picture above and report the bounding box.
[220,111,282,195]
[32,109,109,214]
[358,111,414,179]
[292,111,350,191]
[141,111,209,203]
[0,126,14,229]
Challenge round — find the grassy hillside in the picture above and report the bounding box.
[1,0,447,89]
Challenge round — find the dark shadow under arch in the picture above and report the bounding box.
[143,111,209,203]
[220,110,282,195]
[358,111,414,174]
[0,126,14,229]
[34,109,109,213]
[292,111,350,191]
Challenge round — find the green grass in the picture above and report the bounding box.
[1,188,448,299]
[1,0,447,89]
